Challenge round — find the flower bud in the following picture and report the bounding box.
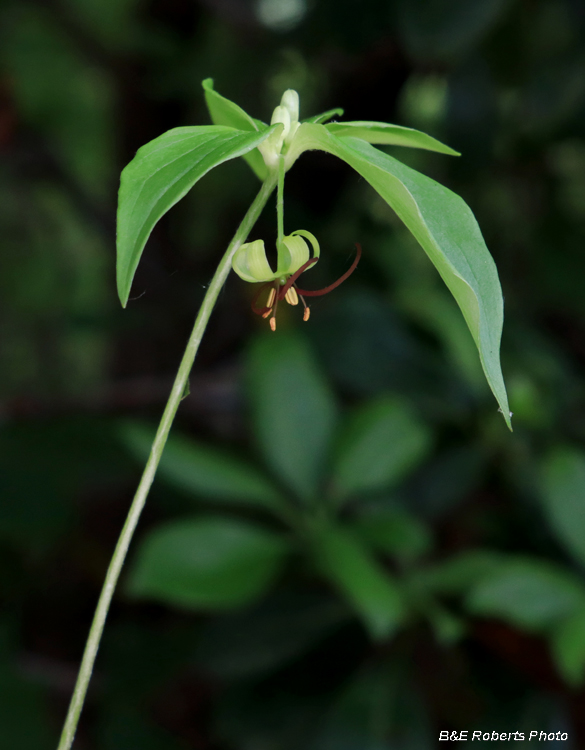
[280,90,300,145]
[270,105,291,141]
[281,90,299,121]
[258,90,301,167]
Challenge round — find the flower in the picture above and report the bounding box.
[232,230,361,330]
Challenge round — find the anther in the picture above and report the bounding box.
[285,287,299,305]
[266,287,276,308]
[303,307,310,322]
[269,316,277,332]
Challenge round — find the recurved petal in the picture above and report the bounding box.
[277,234,311,276]
[232,239,278,283]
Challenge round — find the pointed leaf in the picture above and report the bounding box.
[326,120,460,155]
[127,516,290,610]
[290,125,511,427]
[120,421,289,517]
[246,332,338,501]
[202,78,260,131]
[116,124,277,306]
[303,107,344,124]
[202,78,268,180]
[312,525,405,640]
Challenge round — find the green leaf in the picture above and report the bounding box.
[99,704,184,750]
[116,124,277,306]
[246,332,338,501]
[465,558,585,632]
[412,549,509,595]
[302,107,344,124]
[312,525,405,639]
[398,286,486,392]
[127,516,290,610]
[326,121,460,155]
[550,606,585,686]
[540,447,585,568]
[120,421,289,516]
[290,125,511,428]
[331,395,431,502]
[202,78,260,131]
[312,665,395,750]
[424,603,466,645]
[353,509,432,563]
[195,592,348,680]
[202,78,269,180]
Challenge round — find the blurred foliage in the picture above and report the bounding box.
[3,0,585,747]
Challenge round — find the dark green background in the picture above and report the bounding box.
[2,0,585,746]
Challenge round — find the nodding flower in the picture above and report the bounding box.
[231,230,361,331]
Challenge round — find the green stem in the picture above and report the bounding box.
[276,154,284,250]
[57,174,277,750]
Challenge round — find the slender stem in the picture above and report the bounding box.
[276,154,284,250]
[57,174,277,750]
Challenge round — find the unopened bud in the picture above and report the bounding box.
[270,105,291,141]
[281,90,299,123]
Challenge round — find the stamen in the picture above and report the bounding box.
[278,257,319,300]
[285,287,299,305]
[266,287,276,308]
[296,244,362,297]
[251,282,274,316]
[269,285,280,331]
[303,307,310,321]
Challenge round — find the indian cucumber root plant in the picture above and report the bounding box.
[57,80,511,750]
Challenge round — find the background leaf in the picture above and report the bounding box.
[120,420,288,516]
[246,332,338,501]
[412,550,510,595]
[331,395,431,503]
[550,607,585,687]
[116,124,276,306]
[352,509,432,563]
[540,447,585,568]
[195,591,348,680]
[312,525,405,639]
[465,558,585,631]
[127,516,290,610]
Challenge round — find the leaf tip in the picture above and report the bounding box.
[117,281,129,309]
[201,77,214,91]
[498,407,513,431]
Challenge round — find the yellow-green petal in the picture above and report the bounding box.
[277,235,310,276]
[232,240,278,283]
